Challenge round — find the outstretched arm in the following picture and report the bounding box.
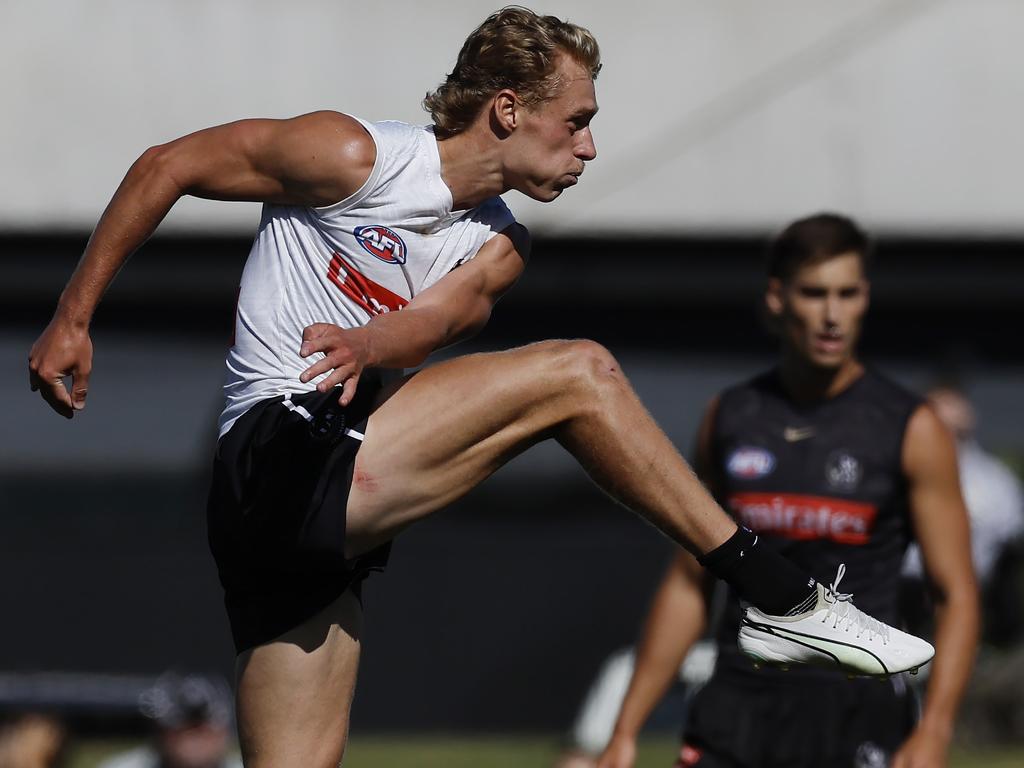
[892,405,979,768]
[297,223,529,406]
[29,111,375,417]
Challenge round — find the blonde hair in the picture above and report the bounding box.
[424,6,601,138]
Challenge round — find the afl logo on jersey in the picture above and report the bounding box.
[354,225,407,265]
[726,447,776,479]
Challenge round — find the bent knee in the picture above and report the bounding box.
[545,339,627,394]
[567,338,623,378]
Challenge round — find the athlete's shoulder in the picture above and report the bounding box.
[287,111,376,162]
[858,367,923,410]
[718,369,779,407]
[264,111,377,206]
[711,370,780,439]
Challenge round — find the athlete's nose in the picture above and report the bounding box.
[824,294,841,325]
[576,127,597,161]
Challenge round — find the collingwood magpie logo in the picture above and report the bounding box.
[854,741,888,768]
[826,450,862,491]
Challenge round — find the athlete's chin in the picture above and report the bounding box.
[526,187,564,203]
[521,176,577,202]
[804,340,853,370]
[807,353,846,371]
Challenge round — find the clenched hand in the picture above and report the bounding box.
[29,318,93,419]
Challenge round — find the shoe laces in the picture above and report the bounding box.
[821,564,890,644]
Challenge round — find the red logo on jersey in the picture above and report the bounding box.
[327,252,408,317]
[728,493,878,545]
[354,225,407,264]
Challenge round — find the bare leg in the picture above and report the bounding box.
[235,589,362,768]
[346,339,735,556]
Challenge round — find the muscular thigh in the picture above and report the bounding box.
[235,589,362,768]
[346,341,589,552]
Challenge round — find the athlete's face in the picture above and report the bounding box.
[766,252,869,369]
[506,55,598,202]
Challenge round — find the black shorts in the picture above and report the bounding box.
[206,383,390,653]
[677,663,917,768]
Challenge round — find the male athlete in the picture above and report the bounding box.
[598,214,979,768]
[28,8,932,767]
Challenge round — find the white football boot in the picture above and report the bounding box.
[738,564,935,677]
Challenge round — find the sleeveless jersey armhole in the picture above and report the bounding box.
[313,116,384,215]
[462,198,517,265]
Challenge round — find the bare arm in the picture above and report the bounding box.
[298,223,529,405]
[597,552,709,768]
[29,111,375,416]
[892,405,980,768]
[598,398,720,768]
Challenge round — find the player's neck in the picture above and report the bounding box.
[778,353,864,403]
[436,130,505,210]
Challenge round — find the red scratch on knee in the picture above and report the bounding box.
[353,469,379,493]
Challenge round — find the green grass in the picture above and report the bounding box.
[67,735,1024,767]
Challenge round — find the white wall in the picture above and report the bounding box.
[3,0,1022,235]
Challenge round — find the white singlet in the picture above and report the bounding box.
[218,117,515,436]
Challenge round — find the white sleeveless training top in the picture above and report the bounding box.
[218,117,516,436]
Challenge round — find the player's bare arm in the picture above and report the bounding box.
[297,224,529,406]
[29,111,374,417]
[599,552,710,768]
[892,404,980,768]
[599,398,720,768]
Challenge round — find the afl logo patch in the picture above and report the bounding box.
[354,225,407,265]
[727,447,776,479]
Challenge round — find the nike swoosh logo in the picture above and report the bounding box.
[784,426,816,442]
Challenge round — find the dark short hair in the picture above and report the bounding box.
[424,6,601,138]
[766,213,871,281]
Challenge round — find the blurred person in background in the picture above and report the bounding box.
[906,384,1024,747]
[27,5,933,766]
[902,384,1024,595]
[596,214,979,768]
[555,641,718,768]
[0,712,66,768]
[98,674,240,768]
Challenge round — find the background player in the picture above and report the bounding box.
[598,213,979,768]
[98,673,241,768]
[904,384,1024,591]
[28,8,932,767]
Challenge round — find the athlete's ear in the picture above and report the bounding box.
[765,277,784,318]
[493,89,518,134]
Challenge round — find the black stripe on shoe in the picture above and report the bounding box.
[741,617,890,675]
